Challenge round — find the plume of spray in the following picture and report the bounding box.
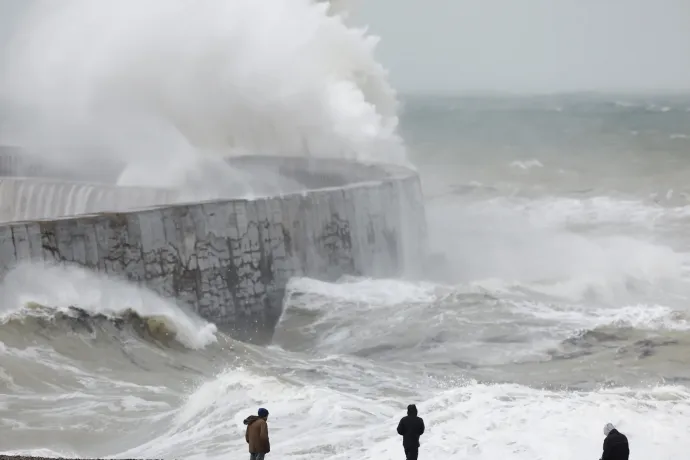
[0,0,407,198]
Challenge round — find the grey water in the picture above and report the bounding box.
[2,94,690,459]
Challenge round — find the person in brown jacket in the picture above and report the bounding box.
[243,407,270,460]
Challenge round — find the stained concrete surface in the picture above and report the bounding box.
[0,152,427,343]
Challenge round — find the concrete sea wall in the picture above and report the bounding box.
[0,155,427,343]
[0,178,180,223]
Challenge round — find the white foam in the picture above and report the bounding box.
[112,368,690,460]
[0,263,217,349]
[603,304,690,330]
[286,276,442,307]
[109,395,171,413]
[467,195,690,229]
[279,276,486,356]
[1,3,688,459]
[511,300,690,332]
[425,193,690,302]
[0,0,406,193]
[0,448,80,458]
[510,158,543,170]
[276,274,690,366]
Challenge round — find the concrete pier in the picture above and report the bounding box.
[0,152,427,342]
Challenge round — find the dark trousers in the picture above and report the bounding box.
[249,454,266,460]
[405,447,418,460]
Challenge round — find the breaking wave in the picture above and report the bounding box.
[0,1,689,458]
[0,263,217,350]
[0,0,407,195]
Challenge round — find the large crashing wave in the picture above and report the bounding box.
[0,263,217,350]
[0,0,406,191]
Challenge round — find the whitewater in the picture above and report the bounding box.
[2,1,690,459]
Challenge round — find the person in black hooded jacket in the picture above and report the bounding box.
[600,423,629,460]
[396,404,425,460]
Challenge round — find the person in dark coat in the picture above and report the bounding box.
[600,423,629,460]
[396,404,425,460]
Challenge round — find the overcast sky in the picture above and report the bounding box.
[349,0,690,94]
[1,0,689,95]
[0,0,25,45]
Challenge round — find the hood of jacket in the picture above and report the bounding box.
[407,404,418,416]
[243,415,262,426]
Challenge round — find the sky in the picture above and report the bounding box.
[1,0,689,95]
[0,0,25,44]
[348,0,690,94]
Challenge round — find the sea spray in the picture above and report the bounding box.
[0,0,406,195]
[0,263,217,349]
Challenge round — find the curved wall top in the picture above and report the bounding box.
[0,152,427,343]
[0,178,181,223]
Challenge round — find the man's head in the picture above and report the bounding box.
[407,404,418,416]
[258,408,269,420]
[603,423,615,436]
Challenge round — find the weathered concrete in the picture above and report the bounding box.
[0,154,427,343]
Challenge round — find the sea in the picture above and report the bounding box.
[1,1,690,459]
